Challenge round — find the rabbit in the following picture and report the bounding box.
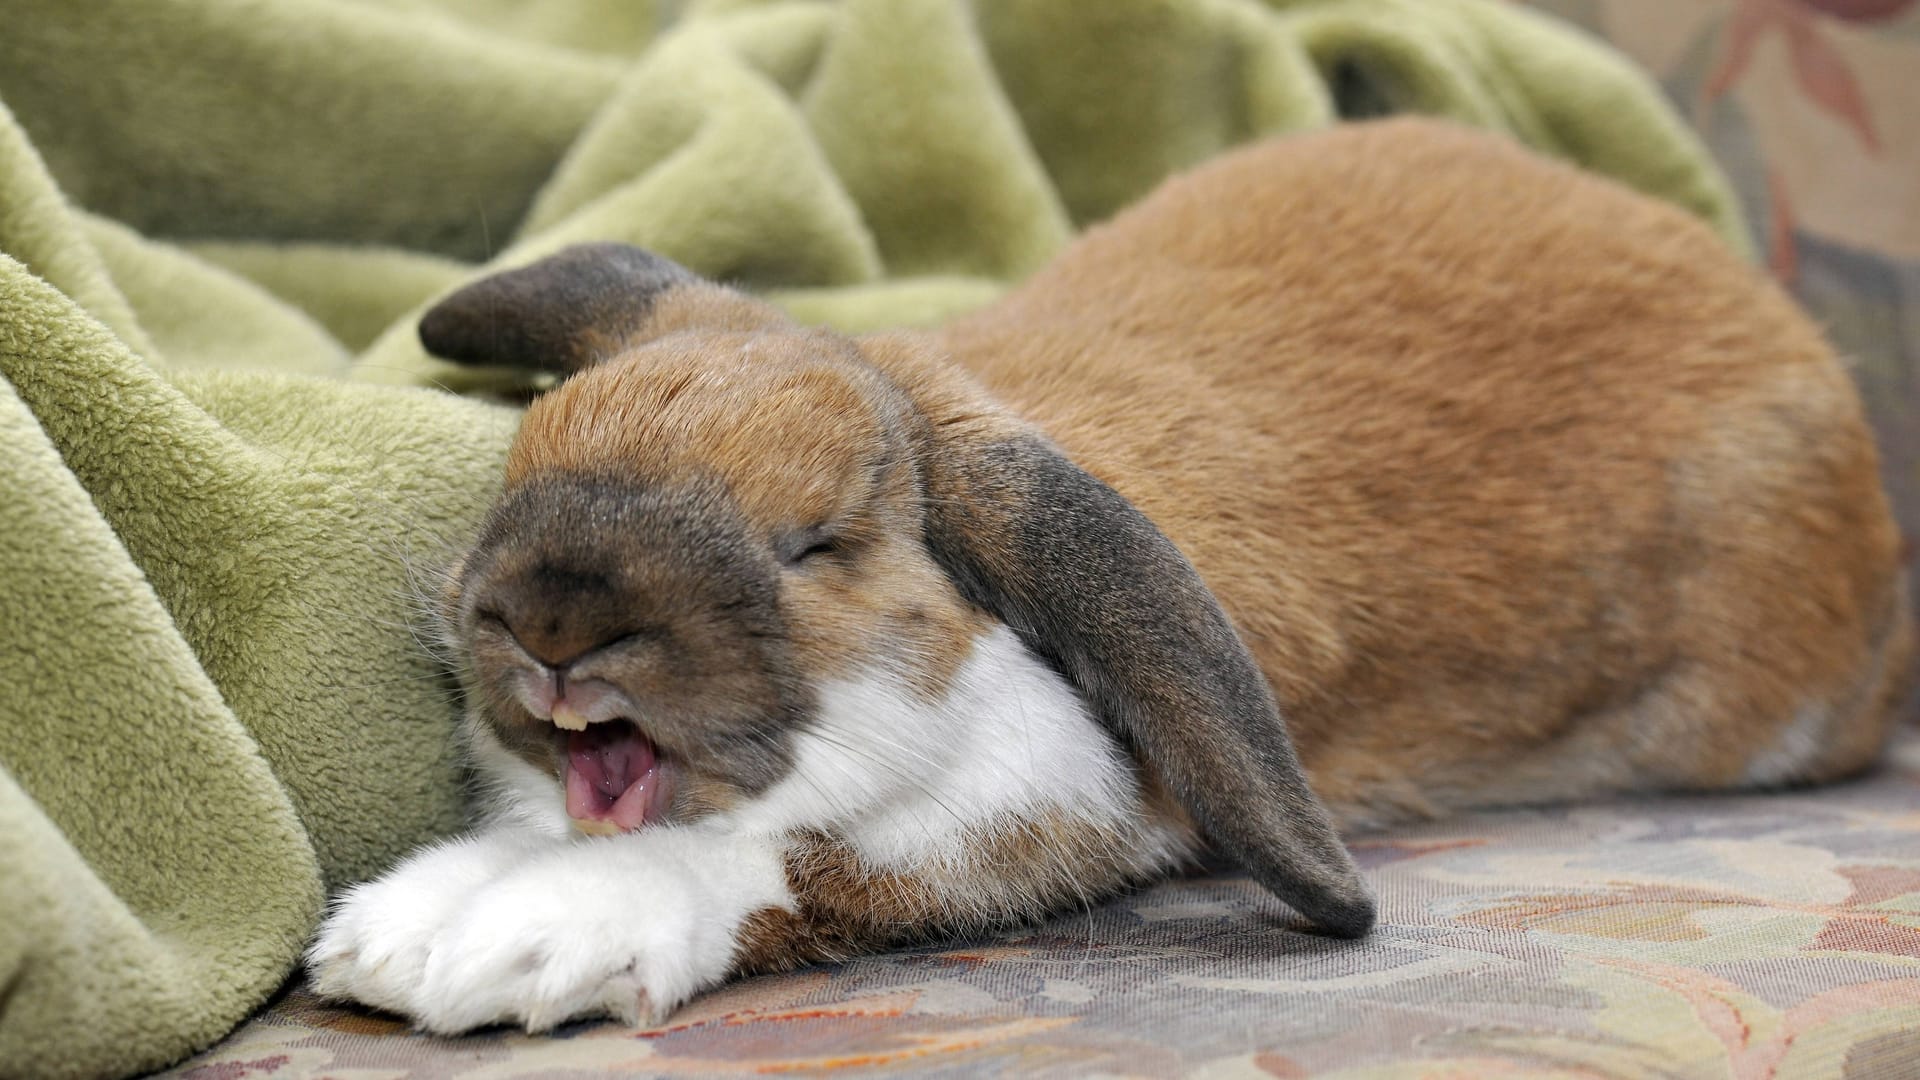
[307,118,1914,1034]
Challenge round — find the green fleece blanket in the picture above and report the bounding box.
[0,1,1745,1076]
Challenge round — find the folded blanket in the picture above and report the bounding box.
[0,2,1747,1077]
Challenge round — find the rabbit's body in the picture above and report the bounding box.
[934,120,1913,826]
[309,120,1912,1034]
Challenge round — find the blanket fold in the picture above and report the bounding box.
[0,2,1747,1077]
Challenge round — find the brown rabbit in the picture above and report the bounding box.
[309,118,1913,1034]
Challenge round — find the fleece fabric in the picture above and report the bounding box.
[0,1,1745,1077]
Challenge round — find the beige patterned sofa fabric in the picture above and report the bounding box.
[171,734,1920,1076]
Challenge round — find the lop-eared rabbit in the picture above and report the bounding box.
[310,119,1913,1033]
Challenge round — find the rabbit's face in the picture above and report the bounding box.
[444,330,983,833]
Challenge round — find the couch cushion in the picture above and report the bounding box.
[162,730,1920,1078]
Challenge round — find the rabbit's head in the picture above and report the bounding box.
[422,244,1374,937]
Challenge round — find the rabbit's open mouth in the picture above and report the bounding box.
[563,719,673,835]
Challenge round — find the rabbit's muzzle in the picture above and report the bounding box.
[449,472,816,830]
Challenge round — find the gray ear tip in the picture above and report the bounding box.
[417,290,490,363]
[1264,866,1377,938]
[414,243,700,369]
[1310,889,1378,938]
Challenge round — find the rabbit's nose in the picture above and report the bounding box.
[486,556,644,669]
[502,612,599,669]
[497,611,648,730]
[501,608,647,671]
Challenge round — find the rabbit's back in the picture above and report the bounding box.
[940,119,1912,825]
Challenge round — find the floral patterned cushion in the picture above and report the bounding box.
[164,733,1920,1077]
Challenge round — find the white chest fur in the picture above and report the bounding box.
[729,625,1143,869]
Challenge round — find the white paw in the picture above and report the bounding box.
[366,826,796,1034]
[407,838,730,1034]
[307,830,542,1016]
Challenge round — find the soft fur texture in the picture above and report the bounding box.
[312,120,1912,1034]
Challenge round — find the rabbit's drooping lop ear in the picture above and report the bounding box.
[915,431,1375,937]
[419,243,1375,938]
[859,337,1373,937]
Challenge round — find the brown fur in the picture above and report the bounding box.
[918,119,1911,823]
[733,791,1201,975]
[423,118,1912,977]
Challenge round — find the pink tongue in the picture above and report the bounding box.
[565,722,659,832]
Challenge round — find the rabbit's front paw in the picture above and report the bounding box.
[408,860,692,1031]
[308,830,543,1016]
[406,829,790,1033]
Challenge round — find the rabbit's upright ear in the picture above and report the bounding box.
[874,343,1376,938]
[418,244,789,374]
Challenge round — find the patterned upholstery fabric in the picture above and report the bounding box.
[164,734,1920,1077]
[163,3,1920,1076]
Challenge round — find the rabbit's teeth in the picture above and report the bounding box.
[550,702,590,731]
